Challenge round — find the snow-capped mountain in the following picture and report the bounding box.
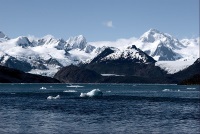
[134,29,185,61]
[177,37,199,61]
[0,29,198,76]
[83,45,166,77]
[89,29,198,61]
[90,45,155,63]
[0,33,97,77]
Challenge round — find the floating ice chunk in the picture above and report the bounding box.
[86,89,103,97]
[63,90,77,92]
[47,95,60,100]
[80,93,88,97]
[80,89,103,97]
[40,87,47,90]
[106,91,111,93]
[162,89,171,92]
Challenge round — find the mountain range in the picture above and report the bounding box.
[0,29,199,77]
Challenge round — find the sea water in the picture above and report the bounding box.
[0,84,199,134]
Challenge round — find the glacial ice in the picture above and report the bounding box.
[47,95,60,100]
[40,87,47,90]
[80,89,103,97]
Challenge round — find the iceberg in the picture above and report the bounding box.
[47,95,60,100]
[80,89,103,97]
[162,89,171,92]
[40,87,47,90]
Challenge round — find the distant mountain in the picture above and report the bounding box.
[135,29,184,61]
[0,34,97,77]
[90,45,156,64]
[0,65,60,83]
[0,29,198,77]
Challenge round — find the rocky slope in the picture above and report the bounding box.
[83,45,166,78]
[54,65,102,83]
[179,74,200,85]
[169,58,200,83]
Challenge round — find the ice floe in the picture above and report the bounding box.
[80,89,103,97]
[40,87,47,90]
[162,89,171,92]
[47,95,60,100]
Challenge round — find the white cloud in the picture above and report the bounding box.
[103,21,114,28]
[89,37,138,49]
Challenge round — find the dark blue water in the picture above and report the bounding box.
[0,84,199,134]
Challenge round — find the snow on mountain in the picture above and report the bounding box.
[134,29,186,61]
[0,29,198,76]
[92,44,156,64]
[66,35,87,50]
[180,38,199,46]
[139,29,185,49]
[92,45,155,63]
[177,37,199,61]
[0,33,97,77]
[90,29,199,62]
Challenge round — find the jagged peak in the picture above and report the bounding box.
[147,28,161,34]
[0,31,5,38]
[139,28,165,42]
[0,31,9,40]
[67,35,86,43]
[66,35,87,50]
[42,35,55,40]
[127,45,139,50]
[15,36,30,43]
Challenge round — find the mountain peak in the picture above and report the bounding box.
[15,36,31,47]
[0,31,5,38]
[68,35,86,43]
[148,28,161,33]
[139,29,164,43]
[42,35,55,40]
[66,35,87,50]
[0,31,9,40]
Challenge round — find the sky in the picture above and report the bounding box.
[0,0,199,41]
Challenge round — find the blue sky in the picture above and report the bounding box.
[0,0,199,41]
